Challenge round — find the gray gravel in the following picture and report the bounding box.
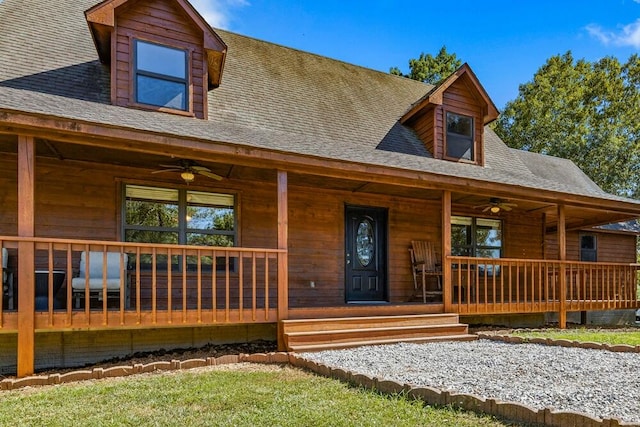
[301,340,640,424]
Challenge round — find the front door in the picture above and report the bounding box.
[345,205,387,302]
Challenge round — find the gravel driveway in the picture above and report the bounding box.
[301,340,640,424]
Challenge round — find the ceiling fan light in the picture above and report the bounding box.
[490,206,501,214]
[181,171,195,183]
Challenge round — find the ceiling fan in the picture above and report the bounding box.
[152,159,223,183]
[473,198,517,213]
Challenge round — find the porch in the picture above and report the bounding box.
[2,235,638,375]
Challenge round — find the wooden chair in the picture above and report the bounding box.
[409,240,442,303]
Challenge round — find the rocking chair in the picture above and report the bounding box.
[409,240,442,303]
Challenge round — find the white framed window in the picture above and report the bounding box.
[134,40,188,111]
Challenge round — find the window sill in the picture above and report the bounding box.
[128,102,195,118]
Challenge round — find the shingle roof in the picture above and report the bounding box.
[0,0,637,208]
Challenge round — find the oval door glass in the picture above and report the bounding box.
[356,219,374,266]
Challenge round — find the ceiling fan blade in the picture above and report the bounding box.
[482,206,491,212]
[191,165,211,172]
[151,168,181,174]
[158,164,183,169]
[501,205,513,211]
[197,170,224,181]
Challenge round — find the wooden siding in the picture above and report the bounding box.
[405,75,485,165]
[114,0,207,118]
[545,231,637,263]
[0,153,571,312]
[452,205,545,260]
[406,107,436,157]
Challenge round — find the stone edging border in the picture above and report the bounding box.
[1,349,637,427]
[477,332,640,353]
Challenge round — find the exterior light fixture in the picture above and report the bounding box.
[181,170,195,183]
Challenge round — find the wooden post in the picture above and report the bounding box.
[17,135,35,377]
[442,191,452,313]
[276,170,289,350]
[557,204,567,329]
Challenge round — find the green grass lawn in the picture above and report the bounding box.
[512,327,640,346]
[0,364,516,426]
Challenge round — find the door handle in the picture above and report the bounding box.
[346,252,351,265]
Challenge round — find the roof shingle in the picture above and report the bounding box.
[0,0,637,207]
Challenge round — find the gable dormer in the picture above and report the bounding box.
[400,64,498,166]
[85,0,227,119]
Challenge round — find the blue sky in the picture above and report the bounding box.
[191,1,640,109]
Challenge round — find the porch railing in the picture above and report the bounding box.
[449,256,640,315]
[0,236,284,331]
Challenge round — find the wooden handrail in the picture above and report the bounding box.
[0,236,281,333]
[448,256,640,316]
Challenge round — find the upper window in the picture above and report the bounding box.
[580,234,597,262]
[134,40,188,111]
[446,112,474,161]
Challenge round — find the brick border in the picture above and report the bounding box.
[477,332,640,354]
[1,350,637,426]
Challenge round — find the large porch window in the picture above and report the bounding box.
[452,216,502,273]
[123,184,236,269]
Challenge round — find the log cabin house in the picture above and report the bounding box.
[0,0,639,377]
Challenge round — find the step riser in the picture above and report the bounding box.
[289,335,478,352]
[286,327,469,346]
[282,314,460,333]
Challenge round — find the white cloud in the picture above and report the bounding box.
[189,0,248,29]
[586,19,640,48]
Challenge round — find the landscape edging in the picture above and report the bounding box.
[0,349,637,426]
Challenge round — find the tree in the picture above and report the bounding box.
[493,52,640,198]
[390,46,462,85]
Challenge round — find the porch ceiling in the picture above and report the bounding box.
[0,136,637,231]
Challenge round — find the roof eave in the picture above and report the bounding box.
[84,0,227,87]
[400,63,500,125]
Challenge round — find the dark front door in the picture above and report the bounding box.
[345,206,387,302]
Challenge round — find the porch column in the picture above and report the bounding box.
[17,135,36,377]
[557,204,567,329]
[276,170,289,350]
[442,191,452,312]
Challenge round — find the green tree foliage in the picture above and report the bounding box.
[390,46,462,85]
[494,52,640,198]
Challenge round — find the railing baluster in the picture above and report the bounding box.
[225,251,230,322]
[196,249,202,323]
[136,247,141,324]
[238,252,244,322]
[264,251,269,321]
[212,249,217,323]
[182,248,187,323]
[151,247,157,324]
[252,252,257,321]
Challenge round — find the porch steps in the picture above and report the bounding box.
[281,313,476,352]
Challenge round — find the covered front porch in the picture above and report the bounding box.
[1,235,638,374]
[1,130,640,377]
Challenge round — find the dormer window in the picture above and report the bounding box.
[135,40,188,111]
[446,112,474,161]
